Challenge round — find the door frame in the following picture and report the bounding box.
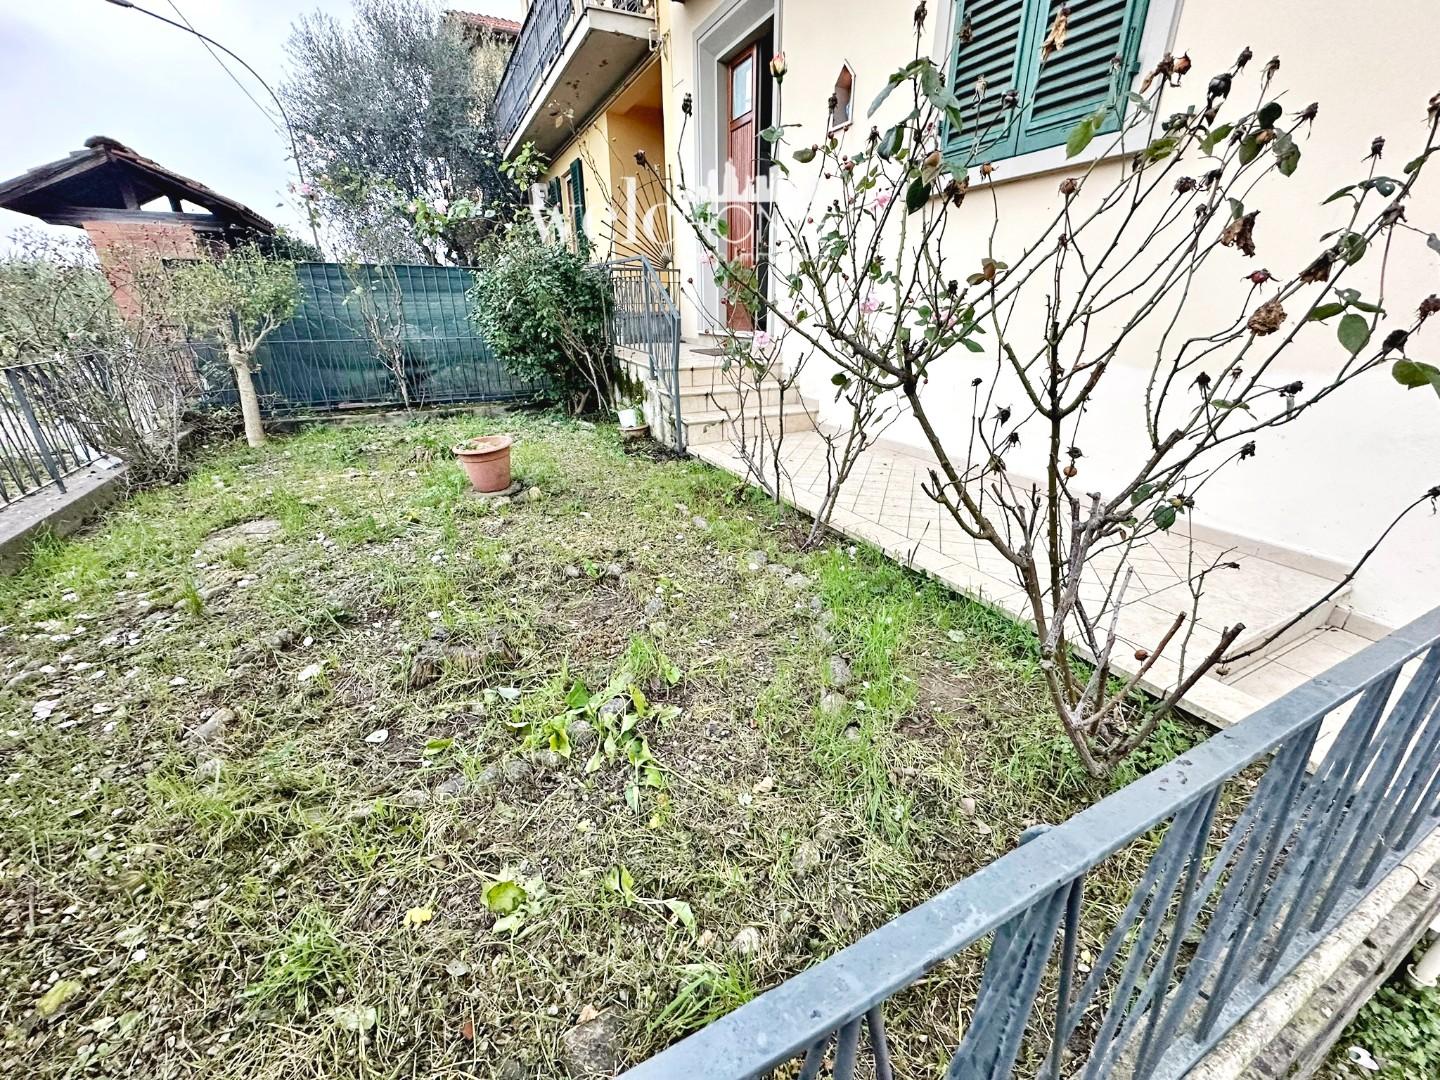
[692,0,781,333]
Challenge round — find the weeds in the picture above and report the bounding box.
[0,413,1204,1079]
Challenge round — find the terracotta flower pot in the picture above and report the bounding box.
[454,434,514,493]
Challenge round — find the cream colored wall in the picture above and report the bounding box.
[541,80,667,258]
[603,105,669,257]
[654,0,1440,626]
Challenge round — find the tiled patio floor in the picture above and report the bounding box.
[693,431,1389,733]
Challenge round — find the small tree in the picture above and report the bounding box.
[283,0,517,263]
[170,246,299,448]
[656,9,1440,775]
[0,231,190,484]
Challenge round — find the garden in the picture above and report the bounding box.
[0,412,1203,1078]
[2,1,1440,1075]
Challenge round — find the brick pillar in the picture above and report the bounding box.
[82,219,205,319]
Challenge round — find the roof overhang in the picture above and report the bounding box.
[503,5,656,160]
[0,137,274,235]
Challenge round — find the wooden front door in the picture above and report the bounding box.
[724,44,759,331]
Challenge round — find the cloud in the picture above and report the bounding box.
[0,0,524,248]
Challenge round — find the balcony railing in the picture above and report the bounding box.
[494,1,653,147]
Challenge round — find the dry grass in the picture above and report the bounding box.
[0,412,1202,1078]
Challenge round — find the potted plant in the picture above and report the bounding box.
[453,434,514,493]
[618,401,648,442]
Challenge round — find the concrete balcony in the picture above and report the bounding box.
[494,0,657,159]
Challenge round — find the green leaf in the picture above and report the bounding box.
[36,980,83,1018]
[905,177,930,215]
[793,146,817,164]
[1065,115,1097,159]
[565,679,590,710]
[1393,359,1440,397]
[1143,136,1179,163]
[877,124,904,160]
[1307,302,1345,322]
[1323,184,1356,204]
[1257,101,1283,128]
[624,783,641,812]
[1152,504,1178,531]
[1334,289,1384,314]
[1199,123,1233,155]
[868,59,927,117]
[1227,198,1245,221]
[1338,313,1371,356]
[759,125,784,144]
[483,880,527,915]
[1130,482,1155,506]
[1273,133,1301,177]
[664,899,697,930]
[422,737,454,755]
[1404,148,1436,174]
[604,863,635,896]
[1238,135,1261,166]
[1337,231,1367,264]
[831,372,850,387]
[548,725,571,757]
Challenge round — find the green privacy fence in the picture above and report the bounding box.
[204,262,542,416]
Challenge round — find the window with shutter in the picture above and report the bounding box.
[567,158,587,238]
[944,0,1150,164]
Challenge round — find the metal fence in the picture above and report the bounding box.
[228,262,540,417]
[0,361,102,505]
[605,256,681,450]
[622,606,1440,1079]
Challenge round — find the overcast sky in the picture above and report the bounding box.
[0,0,524,245]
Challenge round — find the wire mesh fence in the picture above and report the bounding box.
[204,263,542,417]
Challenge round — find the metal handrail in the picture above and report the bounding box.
[622,606,1440,1078]
[604,255,682,451]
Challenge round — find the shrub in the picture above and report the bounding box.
[470,222,623,415]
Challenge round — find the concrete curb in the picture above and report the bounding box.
[1185,827,1440,1080]
[0,458,129,572]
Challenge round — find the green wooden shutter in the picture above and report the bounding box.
[567,158,586,238]
[944,0,1149,163]
[1015,0,1150,154]
[546,177,563,208]
[944,0,1029,163]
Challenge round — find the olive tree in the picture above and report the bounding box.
[170,246,299,448]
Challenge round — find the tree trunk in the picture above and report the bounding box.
[228,345,266,448]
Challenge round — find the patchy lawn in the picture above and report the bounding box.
[0,413,1199,1078]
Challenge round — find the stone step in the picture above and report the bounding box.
[617,343,785,390]
[681,399,818,446]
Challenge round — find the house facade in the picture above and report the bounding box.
[494,0,1440,640]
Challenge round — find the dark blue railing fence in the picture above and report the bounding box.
[623,606,1440,1079]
